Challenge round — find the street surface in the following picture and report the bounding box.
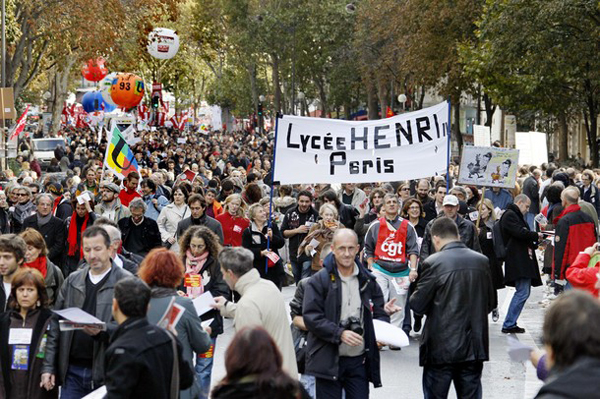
[210,279,547,399]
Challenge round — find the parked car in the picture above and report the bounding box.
[32,137,66,170]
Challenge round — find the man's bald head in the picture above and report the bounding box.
[561,186,579,205]
[417,179,430,189]
[332,228,359,271]
[332,228,359,247]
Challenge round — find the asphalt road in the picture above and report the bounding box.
[209,279,547,399]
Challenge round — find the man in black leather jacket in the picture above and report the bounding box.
[410,217,495,399]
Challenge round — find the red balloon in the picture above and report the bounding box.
[81,58,108,82]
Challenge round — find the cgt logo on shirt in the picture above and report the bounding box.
[381,234,403,257]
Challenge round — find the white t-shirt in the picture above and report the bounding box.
[3,281,10,307]
[89,267,112,285]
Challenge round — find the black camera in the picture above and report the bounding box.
[341,317,363,336]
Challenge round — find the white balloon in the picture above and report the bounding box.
[147,28,180,60]
[100,72,120,106]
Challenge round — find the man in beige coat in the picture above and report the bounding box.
[213,247,298,377]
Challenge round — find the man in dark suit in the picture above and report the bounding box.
[118,198,162,258]
[22,193,65,266]
[175,194,223,244]
[499,194,543,334]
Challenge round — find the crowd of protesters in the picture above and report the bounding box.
[0,125,599,398]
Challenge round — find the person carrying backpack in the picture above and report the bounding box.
[498,194,544,334]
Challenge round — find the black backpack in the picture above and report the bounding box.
[492,219,507,262]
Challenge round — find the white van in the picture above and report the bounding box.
[32,137,66,170]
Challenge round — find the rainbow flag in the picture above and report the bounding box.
[104,125,139,179]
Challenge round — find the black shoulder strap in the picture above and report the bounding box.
[167,330,179,399]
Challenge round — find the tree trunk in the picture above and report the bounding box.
[318,82,328,118]
[483,93,496,127]
[247,63,258,117]
[476,85,481,125]
[344,101,351,120]
[50,56,76,136]
[418,86,425,110]
[377,78,388,119]
[271,54,281,114]
[583,98,599,168]
[453,94,463,157]
[558,111,569,164]
[367,79,378,120]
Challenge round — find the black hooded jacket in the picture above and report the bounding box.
[303,253,389,386]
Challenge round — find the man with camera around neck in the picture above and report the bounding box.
[303,228,392,399]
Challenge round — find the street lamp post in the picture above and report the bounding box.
[297,91,305,116]
[258,95,266,135]
[397,94,407,113]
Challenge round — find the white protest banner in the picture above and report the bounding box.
[458,146,519,189]
[273,101,449,184]
[473,125,491,147]
[515,131,548,166]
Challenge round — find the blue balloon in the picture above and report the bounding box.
[82,91,116,113]
[82,91,98,113]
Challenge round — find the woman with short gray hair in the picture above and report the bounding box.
[10,185,36,233]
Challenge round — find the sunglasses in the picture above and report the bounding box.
[17,193,28,196]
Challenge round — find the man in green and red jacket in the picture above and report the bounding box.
[554,187,597,289]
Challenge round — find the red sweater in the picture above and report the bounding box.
[566,252,599,296]
[118,187,141,207]
[216,212,250,247]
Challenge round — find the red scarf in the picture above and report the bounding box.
[553,204,581,226]
[52,196,62,214]
[24,256,47,278]
[68,212,89,257]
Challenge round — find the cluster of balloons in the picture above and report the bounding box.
[81,66,145,112]
[79,27,179,113]
[82,90,116,113]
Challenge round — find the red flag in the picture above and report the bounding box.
[386,107,395,118]
[9,105,30,140]
[176,170,197,182]
[170,112,188,130]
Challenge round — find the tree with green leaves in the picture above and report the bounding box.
[463,0,600,165]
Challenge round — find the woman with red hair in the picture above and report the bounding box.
[140,248,212,399]
[211,326,309,399]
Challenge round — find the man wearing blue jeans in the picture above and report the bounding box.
[499,195,543,334]
[503,278,531,332]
